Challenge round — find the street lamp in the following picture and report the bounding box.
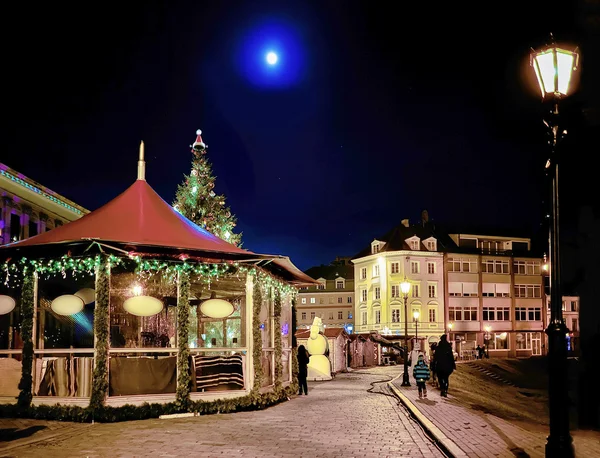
[400,277,411,387]
[413,310,420,343]
[484,325,492,359]
[531,34,579,458]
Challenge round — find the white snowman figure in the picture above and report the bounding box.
[306,317,332,381]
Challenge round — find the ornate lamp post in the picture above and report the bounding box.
[530,34,579,458]
[413,310,420,343]
[400,277,411,387]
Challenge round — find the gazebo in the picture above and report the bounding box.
[0,143,314,413]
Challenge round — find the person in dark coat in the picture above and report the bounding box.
[297,345,310,395]
[429,342,438,387]
[435,334,456,397]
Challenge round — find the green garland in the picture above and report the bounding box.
[175,271,191,410]
[90,256,110,409]
[17,269,35,408]
[252,273,263,394]
[273,289,283,392]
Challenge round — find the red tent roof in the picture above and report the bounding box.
[6,179,250,255]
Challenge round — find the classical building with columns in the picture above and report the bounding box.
[0,162,88,245]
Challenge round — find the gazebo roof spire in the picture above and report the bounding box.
[137,141,146,181]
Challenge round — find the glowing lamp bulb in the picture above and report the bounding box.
[266,52,278,65]
[132,285,143,296]
[192,186,198,194]
[224,230,231,239]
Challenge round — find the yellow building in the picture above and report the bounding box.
[0,162,88,244]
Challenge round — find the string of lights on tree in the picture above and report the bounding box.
[172,130,242,246]
[1,254,297,297]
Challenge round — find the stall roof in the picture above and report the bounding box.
[1,142,316,286]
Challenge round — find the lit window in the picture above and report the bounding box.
[391,262,399,274]
[427,262,435,274]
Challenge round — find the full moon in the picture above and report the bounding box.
[266,52,278,65]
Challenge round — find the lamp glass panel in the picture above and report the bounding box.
[400,281,411,294]
[534,50,556,95]
[556,50,575,95]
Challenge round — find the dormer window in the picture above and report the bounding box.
[424,237,437,251]
[316,278,326,290]
[371,239,385,254]
[406,236,420,251]
[335,278,345,289]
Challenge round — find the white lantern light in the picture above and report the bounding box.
[531,43,579,98]
[74,288,95,305]
[123,296,164,317]
[200,298,234,319]
[0,295,16,315]
[51,295,85,316]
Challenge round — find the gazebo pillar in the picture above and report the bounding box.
[176,270,191,410]
[90,256,111,409]
[17,269,37,408]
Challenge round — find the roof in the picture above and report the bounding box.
[304,262,355,280]
[0,148,317,286]
[295,328,349,339]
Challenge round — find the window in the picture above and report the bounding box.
[428,283,437,298]
[336,280,344,289]
[361,311,368,325]
[429,308,436,323]
[372,243,380,254]
[317,282,325,290]
[361,268,367,280]
[483,307,510,321]
[337,297,342,304]
[447,258,478,273]
[301,298,307,304]
[515,307,541,321]
[426,240,436,251]
[347,296,352,303]
[29,220,38,237]
[375,310,381,324]
[319,298,324,304]
[448,282,478,297]
[482,260,509,274]
[488,332,509,350]
[329,297,334,304]
[10,213,21,242]
[409,239,420,250]
[570,301,577,312]
[412,284,420,297]
[348,311,352,319]
[391,285,400,298]
[301,312,306,320]
[361,289,367,302]
[411,261,420,274]
[373,265,380,277]
[310,312,316,320]
[514,284,542,298]
[310,298,316,304]
[448,306,478,321]
[329,312,334,320]
[572,318,578,332]
[514,260,541,275]
[374,287,381,300]
[392,309,400,323]
[391,262,399,274]
[427,262,436,274]
[516,332,542,350]
[482,283,510,297]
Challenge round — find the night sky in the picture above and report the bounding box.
[3,1,599,271]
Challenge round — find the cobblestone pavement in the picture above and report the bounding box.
[1,367,444,458]
[391,376,600,458]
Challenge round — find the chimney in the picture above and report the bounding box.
[421,210,429,226]
[401,219,409,228]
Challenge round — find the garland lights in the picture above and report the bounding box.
[251,272,263,394]
[273,289,283,392]
[90,256,110,409]
[175,271,191,410]
[1,255,297,297]
[17,269,35,408]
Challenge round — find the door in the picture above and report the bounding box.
[531,332,542,356]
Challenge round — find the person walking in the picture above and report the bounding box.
[429,342,438,388]
[297,345,310,395]
[413,354,431,399]
[435,334,456,397]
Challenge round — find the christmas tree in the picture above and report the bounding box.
[173,130,242,246]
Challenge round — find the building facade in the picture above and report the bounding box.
[352,215,446,346]
[296,257,354,331]
[445,232,547,358]
[1,162,88,245]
